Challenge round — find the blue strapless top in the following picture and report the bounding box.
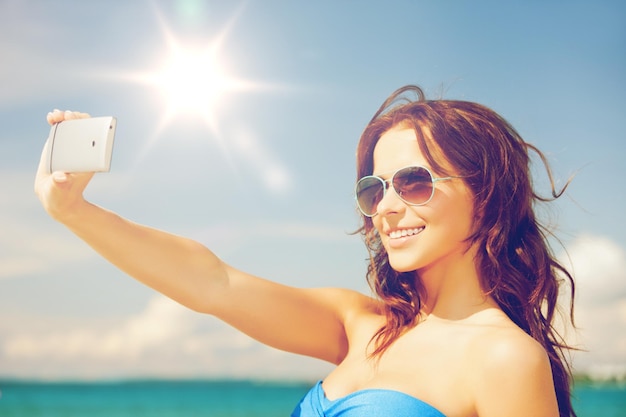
[291,380,446,417]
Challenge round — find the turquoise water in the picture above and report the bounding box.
[0,380,310,417]
[0,379,623,416]
[573,382,626,417]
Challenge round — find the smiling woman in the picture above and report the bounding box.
[35,83,579,417]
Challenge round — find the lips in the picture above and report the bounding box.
[388,226,425,239]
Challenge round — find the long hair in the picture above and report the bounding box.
[356,85,577,417]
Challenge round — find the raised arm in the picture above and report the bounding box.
[34,110,371,364]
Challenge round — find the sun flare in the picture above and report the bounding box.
[109,9,292,193]
[129,15,261,133]
[149,42,236,125]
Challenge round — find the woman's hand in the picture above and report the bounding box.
[34,110,95,223]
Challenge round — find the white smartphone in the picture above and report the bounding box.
[45,116,117,173]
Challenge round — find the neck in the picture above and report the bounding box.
[417,246,497,320]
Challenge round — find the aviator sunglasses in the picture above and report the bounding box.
[355,165,463,217]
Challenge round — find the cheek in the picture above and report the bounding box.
[435,192,475,238]
[371,218,386,248]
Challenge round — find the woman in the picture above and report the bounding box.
[35,85,576,417]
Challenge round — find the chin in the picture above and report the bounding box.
[387,257,420,273]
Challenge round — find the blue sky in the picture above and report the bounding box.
[0,0,624,381]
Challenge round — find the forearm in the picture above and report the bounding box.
[61,200,226,312]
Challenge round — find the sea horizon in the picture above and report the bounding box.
[0,376,624,416]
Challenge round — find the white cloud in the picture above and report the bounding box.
[0,294,331,380]
[3,296,194,360]
[559,234,626,378]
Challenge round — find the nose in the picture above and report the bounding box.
[375,182,406,216]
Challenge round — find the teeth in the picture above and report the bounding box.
[389,227,424,239]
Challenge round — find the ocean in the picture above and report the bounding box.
[0,379,623,416]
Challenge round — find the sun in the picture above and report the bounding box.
[158,46,225,117]
[128,12,262,133]
[146,39,242,128]
[108,7,289,183]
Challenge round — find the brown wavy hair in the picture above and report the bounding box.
[356,85,577,417]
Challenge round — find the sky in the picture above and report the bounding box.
[0,0,625,381]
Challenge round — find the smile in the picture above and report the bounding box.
[388,227,425,239]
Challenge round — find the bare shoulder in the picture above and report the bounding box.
[470,323,559,417]
[477,325,549,370]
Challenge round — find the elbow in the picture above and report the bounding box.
[173,243,229,315]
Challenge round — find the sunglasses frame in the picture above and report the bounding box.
[355,165,463,217]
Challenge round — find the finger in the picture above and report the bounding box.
[64,110,78,120]
[46,109,64,125]
[65,110,91,120]
[46,110,91,125]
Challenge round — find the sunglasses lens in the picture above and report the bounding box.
[356,177,384,216]
[356,166,436,216]
[393,166,434,205]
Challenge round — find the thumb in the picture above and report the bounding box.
[51,171,95,192]
[52,171,69,183]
